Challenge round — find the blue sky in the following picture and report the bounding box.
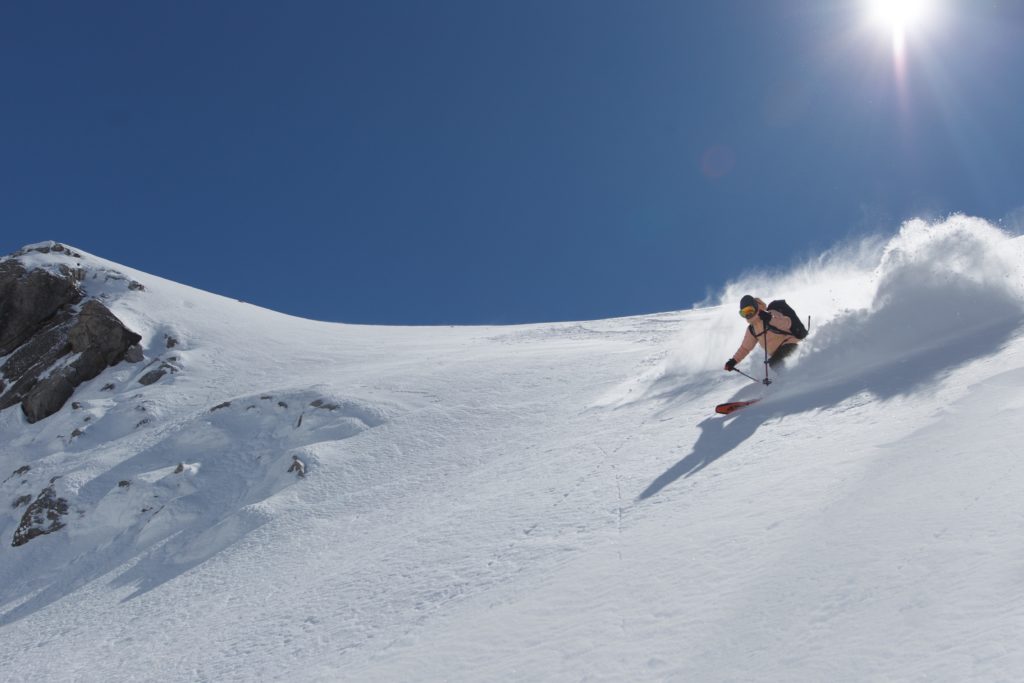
[3,1,1023,324]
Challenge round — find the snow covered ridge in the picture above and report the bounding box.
[3,218,1024,680]
[0,240,395,550]
[0,235,402,642]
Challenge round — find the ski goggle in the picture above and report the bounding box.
[739,305,757,319]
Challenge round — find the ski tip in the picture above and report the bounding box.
[715,399,760,415]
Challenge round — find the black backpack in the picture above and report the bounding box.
[749,299,809,340]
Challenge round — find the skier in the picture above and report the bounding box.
[724,295,800,373]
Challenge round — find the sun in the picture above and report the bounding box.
[869,0,931,34]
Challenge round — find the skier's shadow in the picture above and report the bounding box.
[636,328,1001,503]
[637,406,763,500]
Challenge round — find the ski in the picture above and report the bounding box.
[715,400,760,415]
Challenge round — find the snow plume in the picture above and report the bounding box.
[784,215,1024,403]
[663,215,1024,395]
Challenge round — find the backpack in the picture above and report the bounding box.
[748,299,809,340]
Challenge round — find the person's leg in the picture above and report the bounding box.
[767,343,799,368]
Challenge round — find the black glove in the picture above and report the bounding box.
[758,310,772,324]
[724,358,737,371]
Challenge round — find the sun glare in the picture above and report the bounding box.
[869,0,930,33]
[865,0,940,106]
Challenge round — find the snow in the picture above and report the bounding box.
[1,215,1024,681]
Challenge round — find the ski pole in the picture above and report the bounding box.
[762,326,773,386]
[732,367,763,384]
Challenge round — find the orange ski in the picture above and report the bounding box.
[715,400,760,415]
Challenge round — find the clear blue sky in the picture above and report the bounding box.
[3,1,1023,324]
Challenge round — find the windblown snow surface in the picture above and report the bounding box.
[2,215,1024,682]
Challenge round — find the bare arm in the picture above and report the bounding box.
[731,327,758,364]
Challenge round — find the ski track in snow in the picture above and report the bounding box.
[1,219,1024,681]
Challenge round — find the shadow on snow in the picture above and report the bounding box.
[0,392,380,626]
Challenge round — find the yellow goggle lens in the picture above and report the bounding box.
[739,305,757,319]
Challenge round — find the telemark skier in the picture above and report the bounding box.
[724,295,800,373]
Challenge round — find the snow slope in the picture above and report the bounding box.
[2,215,1024,681]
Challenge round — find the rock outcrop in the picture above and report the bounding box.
[11,480,69,547]
[0,244,144,423]
[0,259,82,356]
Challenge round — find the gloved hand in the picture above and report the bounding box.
[724,358,737,372]
[758,310,772,324]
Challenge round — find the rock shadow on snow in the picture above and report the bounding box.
[639,266,1024,500]
[0,390,390,625]
[108,506,273,602]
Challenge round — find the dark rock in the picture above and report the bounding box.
[128,280,145,291]
[72,401,82,409]
[138,367,167,386]
[12,494,32,508]
[71,428,84,438]
[12,482,69,547]
[3,465,31,485]
[174,463,185,474]
[165,335,179,348]
[118,480,131,488]
[0,258,143,423]
[22,375,76,423]
[18,242,82,259]
[20,301,142,423]
[0,309,76,412]
[0,260,82,356]
[68,300,143,366]
[124,344,144,363]
[101,383,116,391]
